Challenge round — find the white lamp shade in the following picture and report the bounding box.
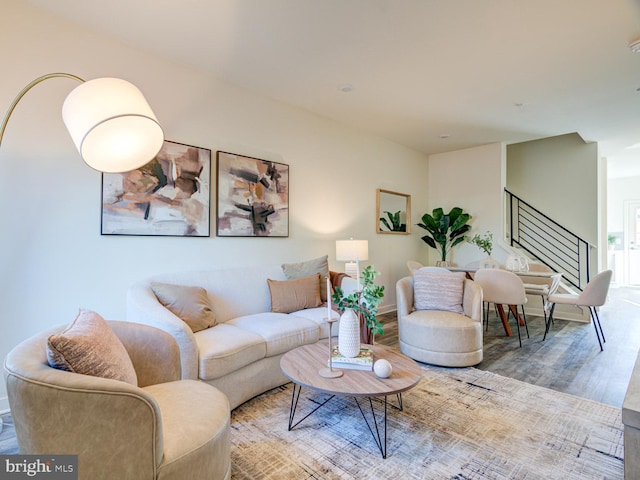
[62,78,164,173]
[336,239,369,261]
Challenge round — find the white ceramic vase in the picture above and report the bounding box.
[338,308,361,358]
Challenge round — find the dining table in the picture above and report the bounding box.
[447,266,563,337]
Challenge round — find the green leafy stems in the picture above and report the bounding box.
[417,207,472,261]
[467,231,493,256]
[331,265,385,337]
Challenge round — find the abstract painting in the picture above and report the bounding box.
[216,151,289,237]
[101,140,211,236]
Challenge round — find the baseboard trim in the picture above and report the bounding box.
[524,294,590,323]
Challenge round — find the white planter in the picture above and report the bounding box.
[338,308,360,358]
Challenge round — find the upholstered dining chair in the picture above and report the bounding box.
[520,263,562,326]
[474,268,529,347]
[544,270,613,351]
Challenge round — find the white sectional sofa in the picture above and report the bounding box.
[127,264,355,409]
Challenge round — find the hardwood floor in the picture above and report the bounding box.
[377,285,640,408]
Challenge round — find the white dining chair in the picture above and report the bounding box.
[474,268,529,347]
[520,263,562,327]
[544,270,613,351]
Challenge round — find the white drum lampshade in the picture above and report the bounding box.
[62,77,164,173]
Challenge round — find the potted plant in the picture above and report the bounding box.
[467,231,493,255]
[332,265,385,350]
[608,234,616,251]
[417,207,472,266]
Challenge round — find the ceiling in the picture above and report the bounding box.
[22,0,640,178]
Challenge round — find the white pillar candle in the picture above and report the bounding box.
[327,277,332,321]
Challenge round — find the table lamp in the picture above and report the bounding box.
[0,73,164,173]
[336,238,368,290]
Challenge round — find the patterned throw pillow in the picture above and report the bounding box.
[413,270,465,314]
[151,282,217,332]
[268,274,322,313]
[282,255,330,302]
[47,309,138,385]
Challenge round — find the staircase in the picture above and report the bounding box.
[505,189,592,291]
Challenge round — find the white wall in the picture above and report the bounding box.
[506,133,599,244]
[426,143,506,266]
[0,0,428,410]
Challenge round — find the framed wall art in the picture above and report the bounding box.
[216,151,289,237]
[101,140,211,236]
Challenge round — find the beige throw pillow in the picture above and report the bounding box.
[151,282,216,333]
[282,255,330,302]
[47,309,138,385]
[268,274,322,313]
[413,270,466,314]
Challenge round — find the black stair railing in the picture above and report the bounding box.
[505,189,591,290]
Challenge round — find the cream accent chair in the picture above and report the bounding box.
[396,273,484,367]
[4,321,231,480]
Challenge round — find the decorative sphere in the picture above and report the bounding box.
[374,359,393,378]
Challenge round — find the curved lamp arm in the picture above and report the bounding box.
[0,73,85,147]
[0,72,164,173]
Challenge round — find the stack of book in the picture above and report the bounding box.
[328,345,374,371]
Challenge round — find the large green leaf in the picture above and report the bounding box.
[420,213,438,231]
[451,236,467,248]
[450,224,472,239]
[421,235,437,249]
[450,212,471,232]
[448,207,463,223]
[438,214,451,233]
[432,208,444,221]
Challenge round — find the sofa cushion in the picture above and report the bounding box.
[282,255,330,301]
[46,309,138,385]
[226,312,320,357]
[150,282,216,332]
[267,274,322,313]
[413,270,465,314]
[195,324,267,381]
[290,306,340,339]
[143,379,230,479]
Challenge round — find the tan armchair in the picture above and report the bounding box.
[4,321,231,480]
[396,275,483,367]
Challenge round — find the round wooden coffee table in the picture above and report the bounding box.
[280,341,421,458]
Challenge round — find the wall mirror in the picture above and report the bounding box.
[376,188,411,234]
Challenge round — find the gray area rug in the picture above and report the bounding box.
[0,366,624,478]
[230,366,624,479]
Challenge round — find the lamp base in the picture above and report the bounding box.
[344,261,358,278]
[318,367,343,378]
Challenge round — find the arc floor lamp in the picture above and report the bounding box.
[0,73,164,433]
[0,73,164,173]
